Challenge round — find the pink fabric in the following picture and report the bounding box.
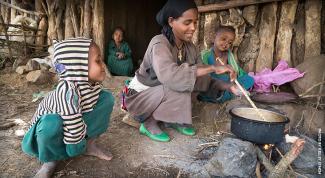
[248,60,304,93]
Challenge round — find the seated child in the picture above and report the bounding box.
[106,27,133,76]
[22,38,115,178]
[198,26,254,103]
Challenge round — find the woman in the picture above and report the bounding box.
[125,0,242,142]
[106,27,133,76]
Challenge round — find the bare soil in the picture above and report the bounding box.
[0,68,231,178]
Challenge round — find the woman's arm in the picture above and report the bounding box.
[122,42,132,59]
[196,64,237,81]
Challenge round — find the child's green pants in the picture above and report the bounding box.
[21,90,114,162]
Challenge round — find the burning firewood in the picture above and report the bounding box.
[255,138,306,178]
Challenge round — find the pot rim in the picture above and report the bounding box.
[229,107,290,125]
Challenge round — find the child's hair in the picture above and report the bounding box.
[216,25,235,35]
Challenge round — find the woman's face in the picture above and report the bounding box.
[214,31,235,52]
[113,29,123,44]
[169,8,198,43]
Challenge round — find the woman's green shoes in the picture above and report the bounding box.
[171,124,196,136]
[139,123,170,142]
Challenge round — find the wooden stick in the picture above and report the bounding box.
[255,161,262,178]
[269,139,305,178]
[197,0,283,13]
[299,81,325,97]
[0,14,12,59]
[0,1,44,16]
[307,72,325,132]
[215,57,266,121]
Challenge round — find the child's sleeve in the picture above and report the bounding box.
[57,81,86,145]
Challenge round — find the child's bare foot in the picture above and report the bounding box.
[84,139,113,161]
[34,161,57,178]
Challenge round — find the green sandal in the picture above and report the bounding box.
[139,123,170,142]
[171,124,196,136]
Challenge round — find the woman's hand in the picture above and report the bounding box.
[116,52,125,59]
[214,65,237,82]
[229,84,250,96]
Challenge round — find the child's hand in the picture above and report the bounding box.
[229,85,250,96]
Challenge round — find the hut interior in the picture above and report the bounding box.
[104,0,166,68]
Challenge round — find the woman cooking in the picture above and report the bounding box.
[125,0,243,142]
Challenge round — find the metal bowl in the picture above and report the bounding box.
[229,107,290,144]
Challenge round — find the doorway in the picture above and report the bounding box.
[104,0,167,68]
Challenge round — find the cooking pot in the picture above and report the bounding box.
[229,107,290,144]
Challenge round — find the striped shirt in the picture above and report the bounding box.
[28,38,102,144]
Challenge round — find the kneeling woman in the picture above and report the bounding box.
[125,0,242,142]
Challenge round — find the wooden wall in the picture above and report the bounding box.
[104,0,166,68]
[194,0,324,73]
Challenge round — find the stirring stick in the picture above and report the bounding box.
[215,57,266,121]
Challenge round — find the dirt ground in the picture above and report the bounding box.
[0,68,232,178]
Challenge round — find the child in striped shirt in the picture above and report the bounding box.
[22,38,115,178]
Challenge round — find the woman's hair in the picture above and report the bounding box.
[216,25,236,35]
[112,26,124,38]
[156,0,197,45]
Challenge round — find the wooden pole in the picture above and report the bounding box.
[255,2,278,72]
[92,0,104,59]
[35,0,47,51]
[70,0,80,37]
[83,0,91,38]
[64,0,74,38]
[0,1,43,16]
[46,0,58,44]
[55,0,65,41]
[275,0,298,66]
[304,0,322,59]
[92,0,111,78]
[0,14,12,59]
[10,0,16,23]
[198,0,283,13]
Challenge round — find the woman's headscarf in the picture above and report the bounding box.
[156,0,197,45]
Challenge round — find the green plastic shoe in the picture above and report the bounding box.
[171,124,196,136]
[139,123,170,142]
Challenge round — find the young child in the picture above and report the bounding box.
[106,27,133,76]
[198,26,254,103]
[22,38,115,178]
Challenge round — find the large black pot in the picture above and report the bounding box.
[229,107,290,144]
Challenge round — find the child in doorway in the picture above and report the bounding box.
[106,27,133,76]
[22,38,115,178]
[198,26,254,103]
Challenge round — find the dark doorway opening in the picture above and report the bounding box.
[104,0,166,69]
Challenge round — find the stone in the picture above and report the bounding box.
[40,64,50,71]
[204,138,257,178]
[26,70,51,84]
[276,134,325,175]
[15,66,28,75]
[49,67,56,73]
[26,59,40,71]
[290,55,325,97]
